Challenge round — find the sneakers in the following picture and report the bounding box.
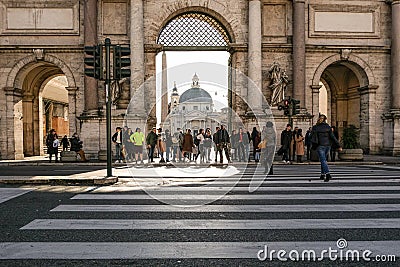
[320,174,325,180]
[324,173,332,182]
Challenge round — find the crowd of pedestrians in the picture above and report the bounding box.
[108,124,278,165]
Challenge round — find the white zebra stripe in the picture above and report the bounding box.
[1,241,399,259]
[71,193,400,200]
[21,218,400,230]
[51,204,400,212]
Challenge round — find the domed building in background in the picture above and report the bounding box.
[167,74,228,135]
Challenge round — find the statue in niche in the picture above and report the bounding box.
[268,62,288,106]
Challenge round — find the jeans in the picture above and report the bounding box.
[282,148,290,162]
[115,143,122,161]
[166,146,171,161]
[148,145,155,162]
[317,145,331,174]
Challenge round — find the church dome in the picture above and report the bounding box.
[179,87,213,103]
[179,74,213,103]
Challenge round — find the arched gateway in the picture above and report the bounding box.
[0,0,398,159]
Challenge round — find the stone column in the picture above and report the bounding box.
[247,0,263,115]
[22,95,34,156]
[292,0,306,106]
[161,51,168,125]
[130,0,145,112]
[144,46,160,128]
[228,44,247,117]
[392,0,400,109]
[66,87,78,135]
[359,85,378,153]
[83,0,99,114]
[310,85,322,123]
[4,87,24,159]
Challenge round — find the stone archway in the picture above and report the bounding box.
[311,54,378,152]
[153,9,238,132]
[4,54,77,159]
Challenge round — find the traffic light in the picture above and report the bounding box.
[278,98,291,116]
[113,46,131,80]
[84,45,103,79]
[291,98,301,115]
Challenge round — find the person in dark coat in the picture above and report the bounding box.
[61,135,69,151]
[217,125,231,163]
[250,127,259,162]
[280,124,292,163]
[146,127,158,163]
[182,129,194,161]
[305,127,312,160]
[70,132,87,161]
[46,129,59,163]
[213,127,221,163]
[112,127,123,163]
[311,114,342,182]
[330,126,339,162]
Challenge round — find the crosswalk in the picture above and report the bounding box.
[1,165,400,263]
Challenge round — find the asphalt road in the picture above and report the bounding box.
[0,165,399,266]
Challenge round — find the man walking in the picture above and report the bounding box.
[311,114,342,182]
[146,127,157,163]
[213,126,220,163]
[218,125,231,163]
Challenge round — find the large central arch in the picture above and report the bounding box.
[158,11,233,50]
[155,9,239,132]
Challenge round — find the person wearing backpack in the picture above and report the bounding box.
[311,114,342,182]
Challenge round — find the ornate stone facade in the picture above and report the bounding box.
[0,0,398,159]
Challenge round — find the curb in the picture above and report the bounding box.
[0,176,118,186]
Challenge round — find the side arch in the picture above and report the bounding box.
[6,54,76,90]
[311,54,376,88]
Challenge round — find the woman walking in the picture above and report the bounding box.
[311,114,342,182]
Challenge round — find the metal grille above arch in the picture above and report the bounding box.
[157,12,232,50]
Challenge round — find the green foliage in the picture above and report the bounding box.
[341,125,360,149]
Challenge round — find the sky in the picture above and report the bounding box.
[155,51,230,124]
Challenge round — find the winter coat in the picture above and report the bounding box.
[146,131,157,146]
[46,133,58,154]
[295,135,305,156]
[312,122,340,147]
[280,130,292,149]
[182,133,194,153]
[70,136,83,152]
[218,129,230,143]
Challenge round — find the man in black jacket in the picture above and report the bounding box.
[280,124,292,163]
[311,114,342,182]
[218,125,232,163]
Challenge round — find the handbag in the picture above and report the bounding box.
[258,139,267,149]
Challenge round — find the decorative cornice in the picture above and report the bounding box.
[358,85,379,95]
[144,44,163,53]
[228,43,247,53]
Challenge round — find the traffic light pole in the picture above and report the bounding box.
[105,38,112,177]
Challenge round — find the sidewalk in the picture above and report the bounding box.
[0,155,398,186]
[0,154,398,166]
